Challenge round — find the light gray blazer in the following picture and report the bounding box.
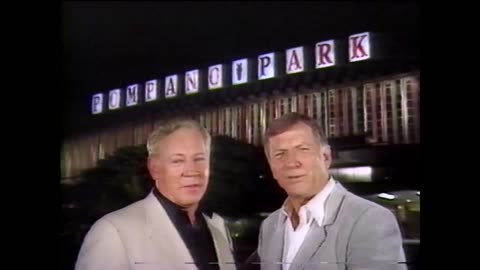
[257,182,407,270]
[75,191,236,270]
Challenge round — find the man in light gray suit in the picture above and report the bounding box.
[257,113,406,270]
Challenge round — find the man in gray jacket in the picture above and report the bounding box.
[257,113,406,270]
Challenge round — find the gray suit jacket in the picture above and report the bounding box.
[75,192,236,270]
[257,182,406,270]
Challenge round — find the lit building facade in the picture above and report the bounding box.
[61,31,420,182]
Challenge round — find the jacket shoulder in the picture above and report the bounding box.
[342,190,394,218]
[334,190,399,236]
[94,197,147,230]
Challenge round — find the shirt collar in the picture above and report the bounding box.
[280,177,336,227]
[152,188,213,224]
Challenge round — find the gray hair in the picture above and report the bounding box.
[146,118,211,157]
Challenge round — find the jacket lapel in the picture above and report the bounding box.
[204,213,237,270]
[288,225,326,270]
[262,214,285,270]
[289,183,347,270]
[143,192,197,270]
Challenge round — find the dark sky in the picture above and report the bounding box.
[61,2,419,127]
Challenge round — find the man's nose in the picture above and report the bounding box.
[284,152,301,168]
[183,160,200,174]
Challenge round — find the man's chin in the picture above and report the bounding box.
[283,184,307,195]
[178,194,204,208]
[285,188,314,200]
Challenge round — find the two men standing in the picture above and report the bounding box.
[75,113,406,270]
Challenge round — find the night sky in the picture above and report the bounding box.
[61,2,419,136]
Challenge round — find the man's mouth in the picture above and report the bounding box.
[287,175,305,180]
[182,184,202,189]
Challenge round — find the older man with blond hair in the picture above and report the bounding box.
[76,118,236,270]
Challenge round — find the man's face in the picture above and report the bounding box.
[147,128,210,208]
[266,122,332,200]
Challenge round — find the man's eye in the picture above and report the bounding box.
[172,160,184,164]
[274,152,284,158]
[194,157,206,162]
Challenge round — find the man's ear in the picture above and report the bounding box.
[147,158,158,180]
[322,145,332,168]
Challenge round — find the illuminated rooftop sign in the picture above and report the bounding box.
[92,32,373,114]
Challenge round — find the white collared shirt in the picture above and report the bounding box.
[281,178,336,270]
